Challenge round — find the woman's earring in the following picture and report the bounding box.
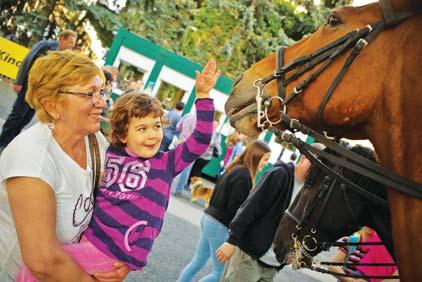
[47,123,55,130]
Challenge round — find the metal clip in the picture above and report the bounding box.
[356,38,368,49]
[290,118,300,129]
[293,87,302,94]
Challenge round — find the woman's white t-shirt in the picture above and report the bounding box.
[0,122,108,278]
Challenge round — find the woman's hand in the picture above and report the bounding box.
[216,242,235,262]
[195,59,221,99]
[93,261,130,282]
[12,83,22,93]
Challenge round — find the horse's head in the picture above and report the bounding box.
[273,145,390,266]
[225,1,420,139]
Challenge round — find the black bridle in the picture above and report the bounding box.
[250,0,422,200]
[253,1,422,131]
[281,145,398,280]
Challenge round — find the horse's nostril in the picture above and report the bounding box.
[233,74,243,86]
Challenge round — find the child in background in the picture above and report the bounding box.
[328,227,398,282]
[17,60,220,281]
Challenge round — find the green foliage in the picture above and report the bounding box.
[118,0,339,78]
[1,0,350,69]
[85,3,123,46]
[0,0,121,56]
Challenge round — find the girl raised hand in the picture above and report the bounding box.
[195,59,221,99]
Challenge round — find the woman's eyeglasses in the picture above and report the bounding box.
[58,89,106,103]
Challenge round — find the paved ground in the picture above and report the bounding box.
[0,79,337,281]
[124,195,337,282]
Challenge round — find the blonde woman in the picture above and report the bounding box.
[0,51,129,281]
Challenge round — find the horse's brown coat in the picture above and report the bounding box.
[225,1,422,280]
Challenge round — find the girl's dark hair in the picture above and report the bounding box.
[109,93,164,147]
[225,140,271,180]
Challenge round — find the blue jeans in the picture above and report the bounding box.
[174,163,193,193]
[160,134,173,152]
[0,89,35,147]
[177,213,229,282]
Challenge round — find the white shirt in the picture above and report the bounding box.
[0,123,107,278]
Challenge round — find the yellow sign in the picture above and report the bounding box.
[0,37,29,80]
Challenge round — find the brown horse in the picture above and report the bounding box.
[224,0,422,280]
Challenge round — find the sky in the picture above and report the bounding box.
[352,0,377,6]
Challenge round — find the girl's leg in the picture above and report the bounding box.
[199,214,229,282]
[177,215,211,282]
[16,237,115,282]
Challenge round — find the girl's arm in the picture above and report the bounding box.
[171,60,220,175]
[7,177,96,282]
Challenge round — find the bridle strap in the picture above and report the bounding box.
[312,167,340,226]
[273,115,422,199]
[284,209,301,226]
[316,35,372,130]
[276,46,286,100]
[380,0,397,26]
[276,129,390,206]
[310,266,399,280]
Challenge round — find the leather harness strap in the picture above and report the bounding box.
[88,134,101,195]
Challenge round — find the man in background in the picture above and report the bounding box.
[0,30,77,152]
[160,101,185,151]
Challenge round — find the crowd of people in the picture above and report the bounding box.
[0,29,399,282]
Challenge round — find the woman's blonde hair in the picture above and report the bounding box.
[225,140,271,181]
[26,50,104,123]
[109,93,165,147]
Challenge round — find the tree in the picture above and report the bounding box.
[1,0,350,65]
[118,0,341,78]
[0,0,122,58]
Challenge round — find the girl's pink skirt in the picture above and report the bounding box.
[16,236,115,281]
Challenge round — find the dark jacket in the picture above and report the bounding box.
[227,161,295,260]
[15,40,58,87]
[204,166,252,228]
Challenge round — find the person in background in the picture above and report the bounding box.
[188,120,221,184]
[221,133,239,171]
[160,101,185,151]
[216,157,297,282]
[221,132,246,173]
[0,50,128,282]
[0,30,77,153]
[291,154,312,203]
[100,69,115,134]
[177,140,271,282]
[13,56,220,281]
[328,227,398,282]
[171,110,197,196]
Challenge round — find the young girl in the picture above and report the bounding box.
[178,140,271,282]
[17,60,220,280]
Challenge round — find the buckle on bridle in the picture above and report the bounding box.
[356,38,368,49]
[293,87,302,94]
[273,70,282,78]
[253,79,264,88]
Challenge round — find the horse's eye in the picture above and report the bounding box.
[327,15,342,26]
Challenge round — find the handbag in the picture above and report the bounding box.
[88,134,101,196]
